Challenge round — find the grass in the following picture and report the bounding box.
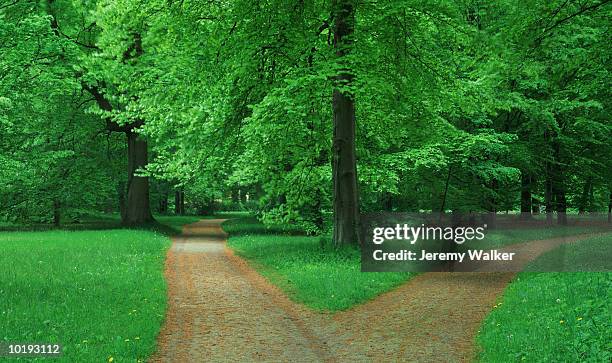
[0,214,201,236]
[522,233,612,272]
[223,217,609,311]
[223,217,412,312]
[154,215,201,234]
[472,226,608,249]
[0,215,197,362]
[477,233,612,362]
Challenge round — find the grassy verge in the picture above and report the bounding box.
[463,226,607,250]
[154,215,201,234]
[223,217,412,312]
[0,215,196,362]
[477,234,612,362]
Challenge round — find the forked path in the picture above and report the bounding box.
[151,220,594,362]
[150,219,325,362]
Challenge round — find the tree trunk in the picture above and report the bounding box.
[382,192,394,212]
[439,165,452,214]
[578,177,592,214]
[231,189,239,206]
[532,196,540,214]
[486,179,498,229]
[520,172,532,219]
[553,176,567,226]
[331,0,360,247]
[608,188,612,223]
[180,191,185,214]
[123,131,153,225]
[544,173,553,224]
[175,189,185,215]
[555,188,568,225]
[53,200,61,227]
[159,190,168,214]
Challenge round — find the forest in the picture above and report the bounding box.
[1,0,611,362]
[1,0,610,238]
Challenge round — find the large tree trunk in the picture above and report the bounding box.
[520,172,532,220]
[331,0,360,247]
[123,131,153,225]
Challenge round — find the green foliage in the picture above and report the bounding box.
[3,0,610,226]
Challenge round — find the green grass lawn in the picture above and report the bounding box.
[223,218,412,312]
[477,234,612,362]
[0,215,199,362]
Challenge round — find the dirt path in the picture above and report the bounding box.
[151,220,596,362]
[150,220,326,362]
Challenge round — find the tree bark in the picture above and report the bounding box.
[331,0,360,247]
[159,190,168,214]
[545,171,554,225]
[123,131,153,225]
[175,189,185,215]
[180,191,185,214]
[53,200,61,227]
[608,187,612,223]
[578,177,592,214]
[520,172,532,219]
[552,174,567,226]
[382,192,394,212]
[439,165,452,214]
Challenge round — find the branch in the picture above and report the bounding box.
[0,0,20,11]
[46,0,100,50]
[534,0,611,44]
[81,83,133,133]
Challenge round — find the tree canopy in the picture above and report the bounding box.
[1,0,610,241]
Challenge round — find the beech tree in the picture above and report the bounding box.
[2,0,610,230]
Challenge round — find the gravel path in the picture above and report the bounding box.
[151,220,594,362]
[150,220,325,362]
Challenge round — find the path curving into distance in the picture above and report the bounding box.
[151,220,596,362]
